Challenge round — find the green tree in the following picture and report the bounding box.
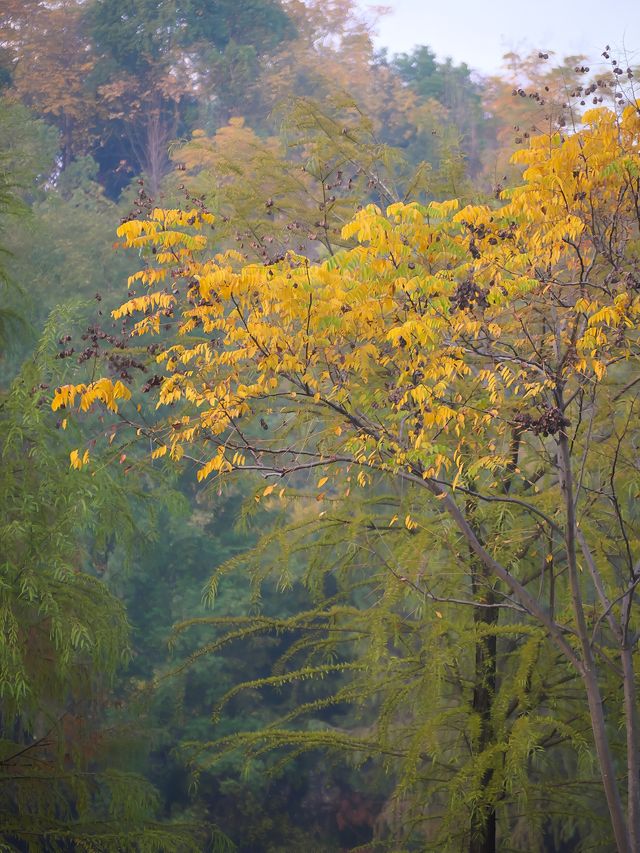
[389,45,489,175]
[119,483,356,851]
[0,98,230,849]
[87,0,295,195]
[0,310,233,850]
[0,99,58,365]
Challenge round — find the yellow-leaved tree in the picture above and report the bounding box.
[55,103,640,851]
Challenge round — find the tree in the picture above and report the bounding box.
[3,152,136,337]
[119,481,364,851]
[172,482,597,850]
[0,310,235,851]
[254,0,417,148]
[389,45,488,175]
[87,0,295,195]
[0,99,231,844]
[0,98,58,366]
[0,0,98,169]
[172,98,430,264]
[477,50,633,194]
[54,102,640,850]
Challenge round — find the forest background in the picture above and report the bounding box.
[1,1,639,851]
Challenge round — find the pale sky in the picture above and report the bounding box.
[357,0,640,76]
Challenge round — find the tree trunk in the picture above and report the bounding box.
[466,495,498,853]
[557,430,631,852]
[145,110,169,198]
[621,645,640,850]
[470,561,497,853]
[418,466,629,849]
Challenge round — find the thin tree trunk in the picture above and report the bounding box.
[145,111,168,198]
[621,645,640,850]
[407,464,628,847]
[62,114,73,171]
[465,496,498,853]
[470,559,497,853]
[557,430,631,852]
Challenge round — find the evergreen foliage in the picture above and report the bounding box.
[0,99,57,355]
[388,45,488,175]
[170,488,608,850]
[0,310,230,851]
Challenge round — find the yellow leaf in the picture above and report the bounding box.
[70,448,89,469]
[317,476,328,488]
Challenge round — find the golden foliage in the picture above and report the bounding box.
[56,105,640,492]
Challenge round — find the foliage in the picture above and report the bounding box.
[173,97,431,265]
[477,50,637,193]
[1,159,137,376]
[172,494,602,850]
[0,0,494,200]
[0,1,96,167]
[88,0,294,70]
[0,99,58,356]
[2,2,637,847]
[0,309,229,850]
[119,485,359,851]
[389,45,488,175]
[1,0,296,195]
[1,317,130,721]
[55,101,640,850]
[86,0,294,194]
